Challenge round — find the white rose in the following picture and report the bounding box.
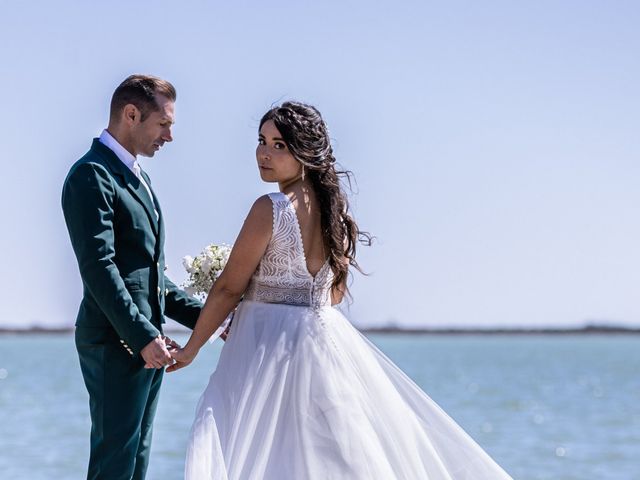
[182,256,195,274]
[201,256,213,275]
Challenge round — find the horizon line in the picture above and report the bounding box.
[2,324,639,336]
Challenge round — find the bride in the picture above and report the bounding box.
[168,101,513,480]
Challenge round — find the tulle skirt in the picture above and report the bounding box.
[185,300,513,480]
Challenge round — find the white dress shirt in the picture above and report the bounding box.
[99,129,159,220]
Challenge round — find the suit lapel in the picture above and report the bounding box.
[140,170,164,244]
[90,139,160,237]
[129,175,160,237]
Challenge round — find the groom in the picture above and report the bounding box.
[62,74,202,479]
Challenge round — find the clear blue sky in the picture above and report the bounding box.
[1,0,639,329]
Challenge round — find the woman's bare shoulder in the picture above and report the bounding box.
[240,194,275,234]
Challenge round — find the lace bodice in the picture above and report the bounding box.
[244,192,334,308]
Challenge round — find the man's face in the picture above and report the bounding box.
[132,94,175,157]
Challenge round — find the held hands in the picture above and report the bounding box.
[166,345,198,373]
[140,334,199,372]
[141,322,232,371]
[141,335,175,369]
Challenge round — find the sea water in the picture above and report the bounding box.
[0,333,638,479]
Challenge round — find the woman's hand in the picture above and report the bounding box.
[166,345,198,373]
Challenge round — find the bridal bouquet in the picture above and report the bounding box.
[182,243,232,301]
[182,243,234,342]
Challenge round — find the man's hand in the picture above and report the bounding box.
[162,335,180,350]
[140,335,173,369]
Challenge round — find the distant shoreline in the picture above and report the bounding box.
[2,325,639,335]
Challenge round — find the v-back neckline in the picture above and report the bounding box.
[281,192,330,280]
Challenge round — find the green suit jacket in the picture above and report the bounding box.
[62,139,201,355]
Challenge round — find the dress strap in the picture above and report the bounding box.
[266,192,290,243]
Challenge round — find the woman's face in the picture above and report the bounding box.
[256,120,302,184]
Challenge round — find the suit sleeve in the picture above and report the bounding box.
[62,162,160,353]
[163,277,202,330]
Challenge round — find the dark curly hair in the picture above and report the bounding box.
[259,101,372,296]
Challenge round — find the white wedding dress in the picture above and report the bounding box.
[185,192,513,480]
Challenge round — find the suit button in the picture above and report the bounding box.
[156,262,160,267]
[165,288,169,296]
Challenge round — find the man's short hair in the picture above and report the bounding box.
[110,74,176,122]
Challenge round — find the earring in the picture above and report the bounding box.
[301,165,305,181]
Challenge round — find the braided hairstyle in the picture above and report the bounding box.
[259,101,372,296]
